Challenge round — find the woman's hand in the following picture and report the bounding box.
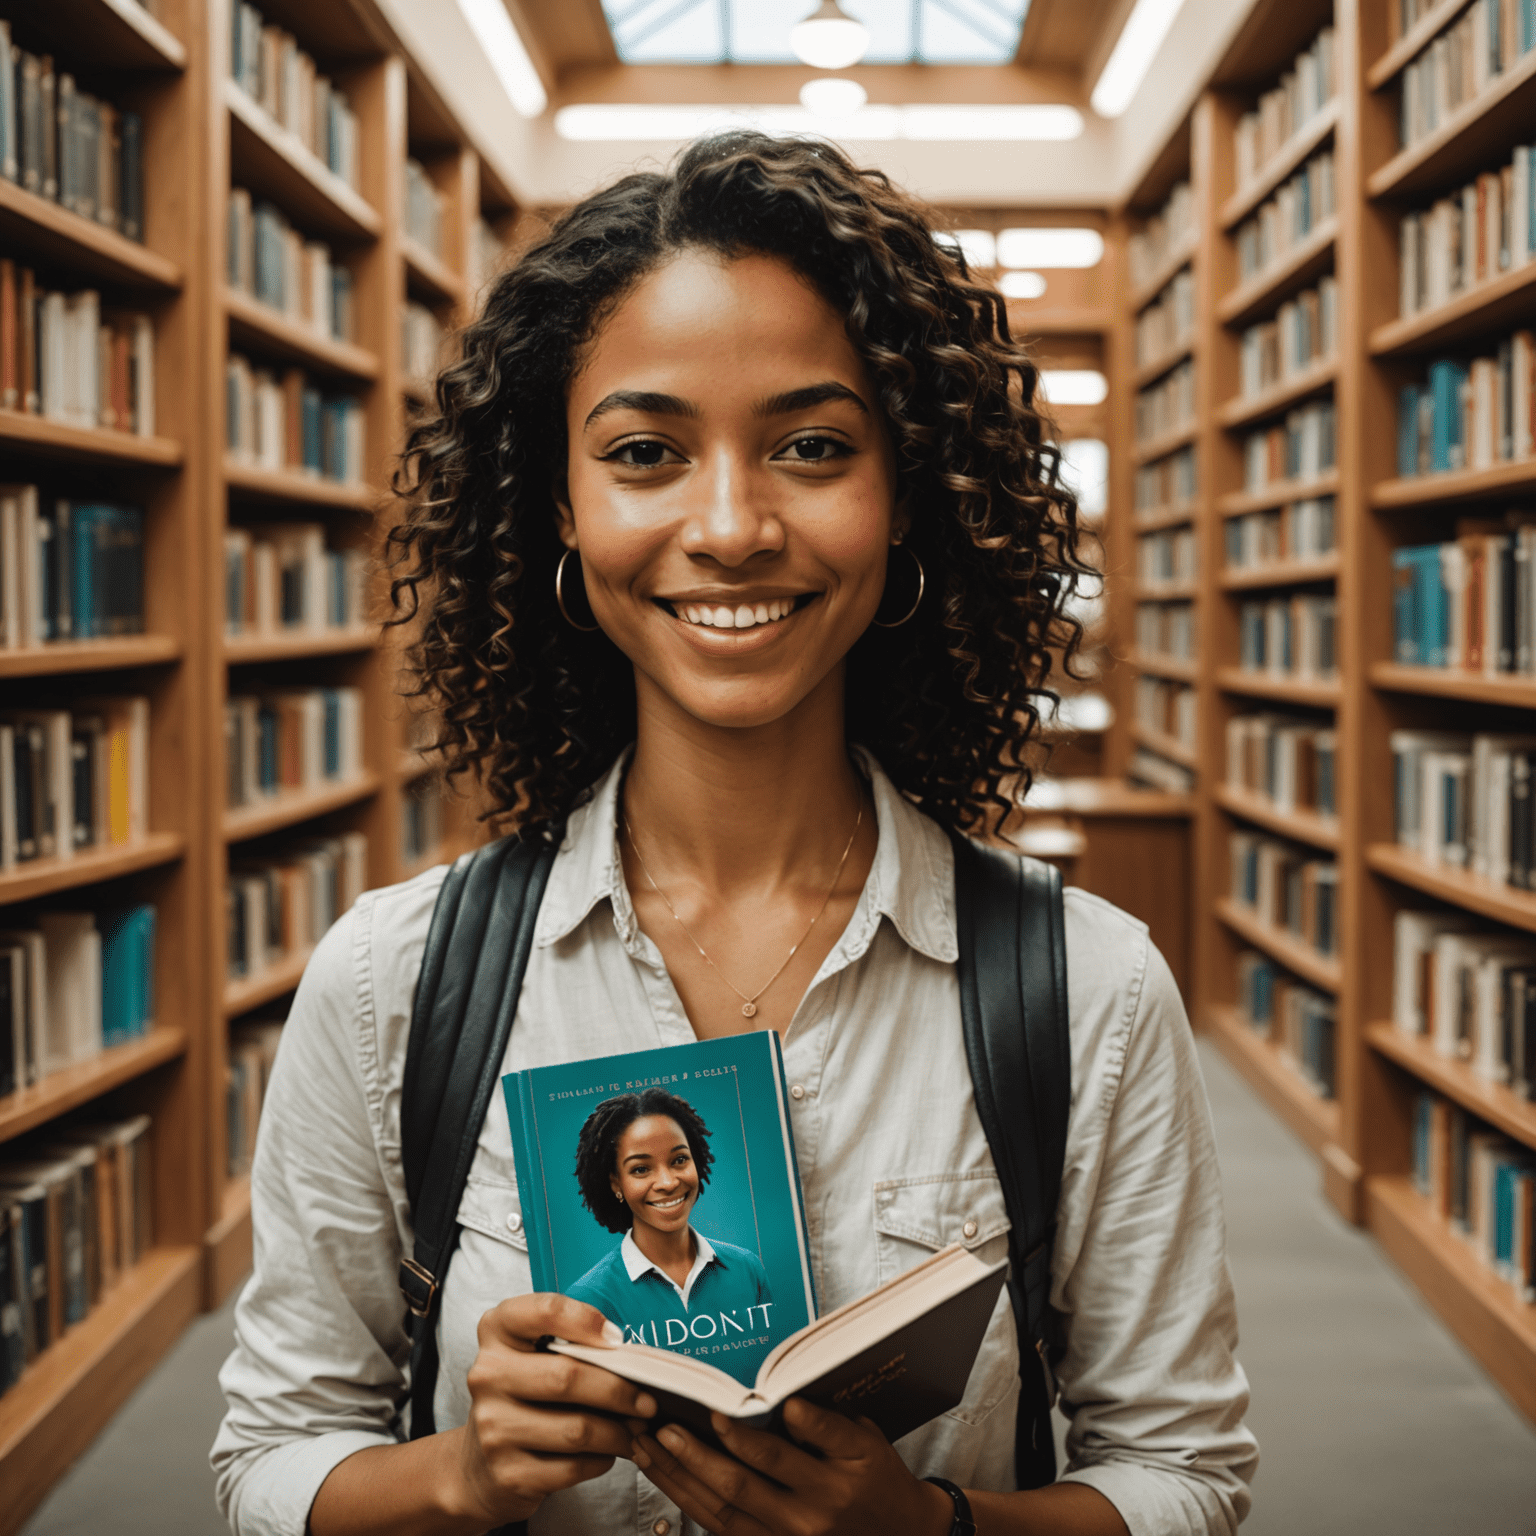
[631,1399,954,1536]
[445,1293,658,1528]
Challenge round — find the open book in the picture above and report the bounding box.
[549,1242,1007,1446]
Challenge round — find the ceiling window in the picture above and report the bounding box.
[601,0,1032,66]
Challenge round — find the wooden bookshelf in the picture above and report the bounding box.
[223,459,379,510]
[224,287,382,380]
[1366,1023,1536,1151]
[1214,667,1341,707]
[0,636,182,677]
[1132,420,1198,465]
[1216,217,1338,328]
[1366,1177,1536,1422]
[1207,1002,1341,1152]
[1372,460,1536,508]
[1215,358,1337,429]
[0,0,517,1521]
[1101,0,1536,1427]
[0,1246,203,1532]
[0,833,186,906]
[221,946,316,1019]
[1132,500,1201,531]
[1213,783,1341,851]
[223,628,378,663]
[1217,471,1340,515]
[0,411,183,466]
[1129,650,1197,682]
[1219,552,1341,589]
[0,1028,189,1143]
[221,773,382,843]
[1218,100,1341,230]
[1216,896,1343,992]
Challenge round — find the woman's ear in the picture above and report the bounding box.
[554,473,578,551]
[610,1172,625,1205]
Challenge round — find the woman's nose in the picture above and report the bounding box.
[678,448,784,567]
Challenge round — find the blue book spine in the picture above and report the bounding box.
[506,1070,560,1293]
[1494,1164,1515,1267]
[100,907,135,1044]
[258,706,278,791]
[137,904,156,1032]
[302,387,323,472]
[1393,548,1417,663]
[1429,361,1456,472]
[1398,386,1421,477]
[71,506,99,641]
[1418,547,1449,668]
[323,691,340,777]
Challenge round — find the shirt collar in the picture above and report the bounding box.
[620,1225,718,1306]
[534,746,957,966]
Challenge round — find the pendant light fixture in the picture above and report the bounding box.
[790,1,871,71]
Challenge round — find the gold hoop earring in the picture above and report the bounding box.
[555,549,600,632]
[873,544,924,628]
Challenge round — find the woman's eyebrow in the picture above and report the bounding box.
[584,389,699,428]
[755,381,868,418]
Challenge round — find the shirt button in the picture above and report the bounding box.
[653,1521,671,1536]
[505,1211,522,1233]
[790,1084,806,1101]
[962,1219,978,1240]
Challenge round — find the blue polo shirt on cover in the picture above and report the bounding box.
[566,1228,775,1381]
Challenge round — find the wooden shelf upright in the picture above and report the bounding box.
[1103,0,1536,1426]
[0,0,522,1524]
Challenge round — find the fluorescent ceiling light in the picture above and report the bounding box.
[901,105,1083,140]
[1038,370,1108,406]
[1090,0,1187,118]
[997,227,1104,268]
[799,77,868,115]
[554,103,1083,143]
[791,1,870,69]
[456,0,547,118]
[999,270,1047,299]
[939,229,997,269]
[1058,437,1109,516]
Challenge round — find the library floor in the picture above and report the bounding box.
[20,1041,1536,1536]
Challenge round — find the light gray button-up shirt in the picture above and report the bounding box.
[212,755,1258,1536]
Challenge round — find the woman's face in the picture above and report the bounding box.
[610,1114,701,1236]
[560,248,903,732]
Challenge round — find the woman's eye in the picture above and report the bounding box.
[606,440,675,468]
[779,436,849,463]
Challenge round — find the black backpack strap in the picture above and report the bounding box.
[950,832,1070,1491]
[398,828,559,1502]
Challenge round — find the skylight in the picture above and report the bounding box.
[601,0,1032,66]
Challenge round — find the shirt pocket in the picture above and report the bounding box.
[872,1172,1016,1429]
[457,1172,529,1253]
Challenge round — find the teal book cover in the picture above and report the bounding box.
[503,1031,815,1387]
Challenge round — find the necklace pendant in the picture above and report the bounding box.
[741,1001,758,1018]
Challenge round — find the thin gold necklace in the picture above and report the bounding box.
[622,798,865,1019]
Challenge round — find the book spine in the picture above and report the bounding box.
[507,1071,558,1293]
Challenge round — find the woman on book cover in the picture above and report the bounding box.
[216,132,1258,1536]
[564,1089,775,1350]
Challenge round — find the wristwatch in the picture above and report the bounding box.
[923,1476,977,1536]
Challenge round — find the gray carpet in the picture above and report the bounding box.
[21,1038,1536,1535]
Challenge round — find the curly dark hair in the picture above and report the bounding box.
[574,1089,716,1235]
[389,130,1093,836]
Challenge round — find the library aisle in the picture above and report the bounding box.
[18,1040,1536,1536]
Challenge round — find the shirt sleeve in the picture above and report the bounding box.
[1053,923,1260,1536]
[211,894,412,1536]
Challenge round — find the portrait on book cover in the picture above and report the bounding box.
[509,1040,814,1387]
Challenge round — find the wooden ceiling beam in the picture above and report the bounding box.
[551,62,1087,107]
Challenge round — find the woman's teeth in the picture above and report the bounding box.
[650,1194,687,1209]
[676,598,797,630]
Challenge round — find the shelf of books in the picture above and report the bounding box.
[1106,0,1536,1424]
[0,0,519,1521]
[0,0,214,1525]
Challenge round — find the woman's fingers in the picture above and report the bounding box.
[778,1397,878,1459]
[647,1424,792,1526]
[480,1398,639,1460]
[479,1291,622,1351]
[632,1434,772,1536]
[468,1333,658,1420]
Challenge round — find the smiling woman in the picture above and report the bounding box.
[212,131,1257,1536]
